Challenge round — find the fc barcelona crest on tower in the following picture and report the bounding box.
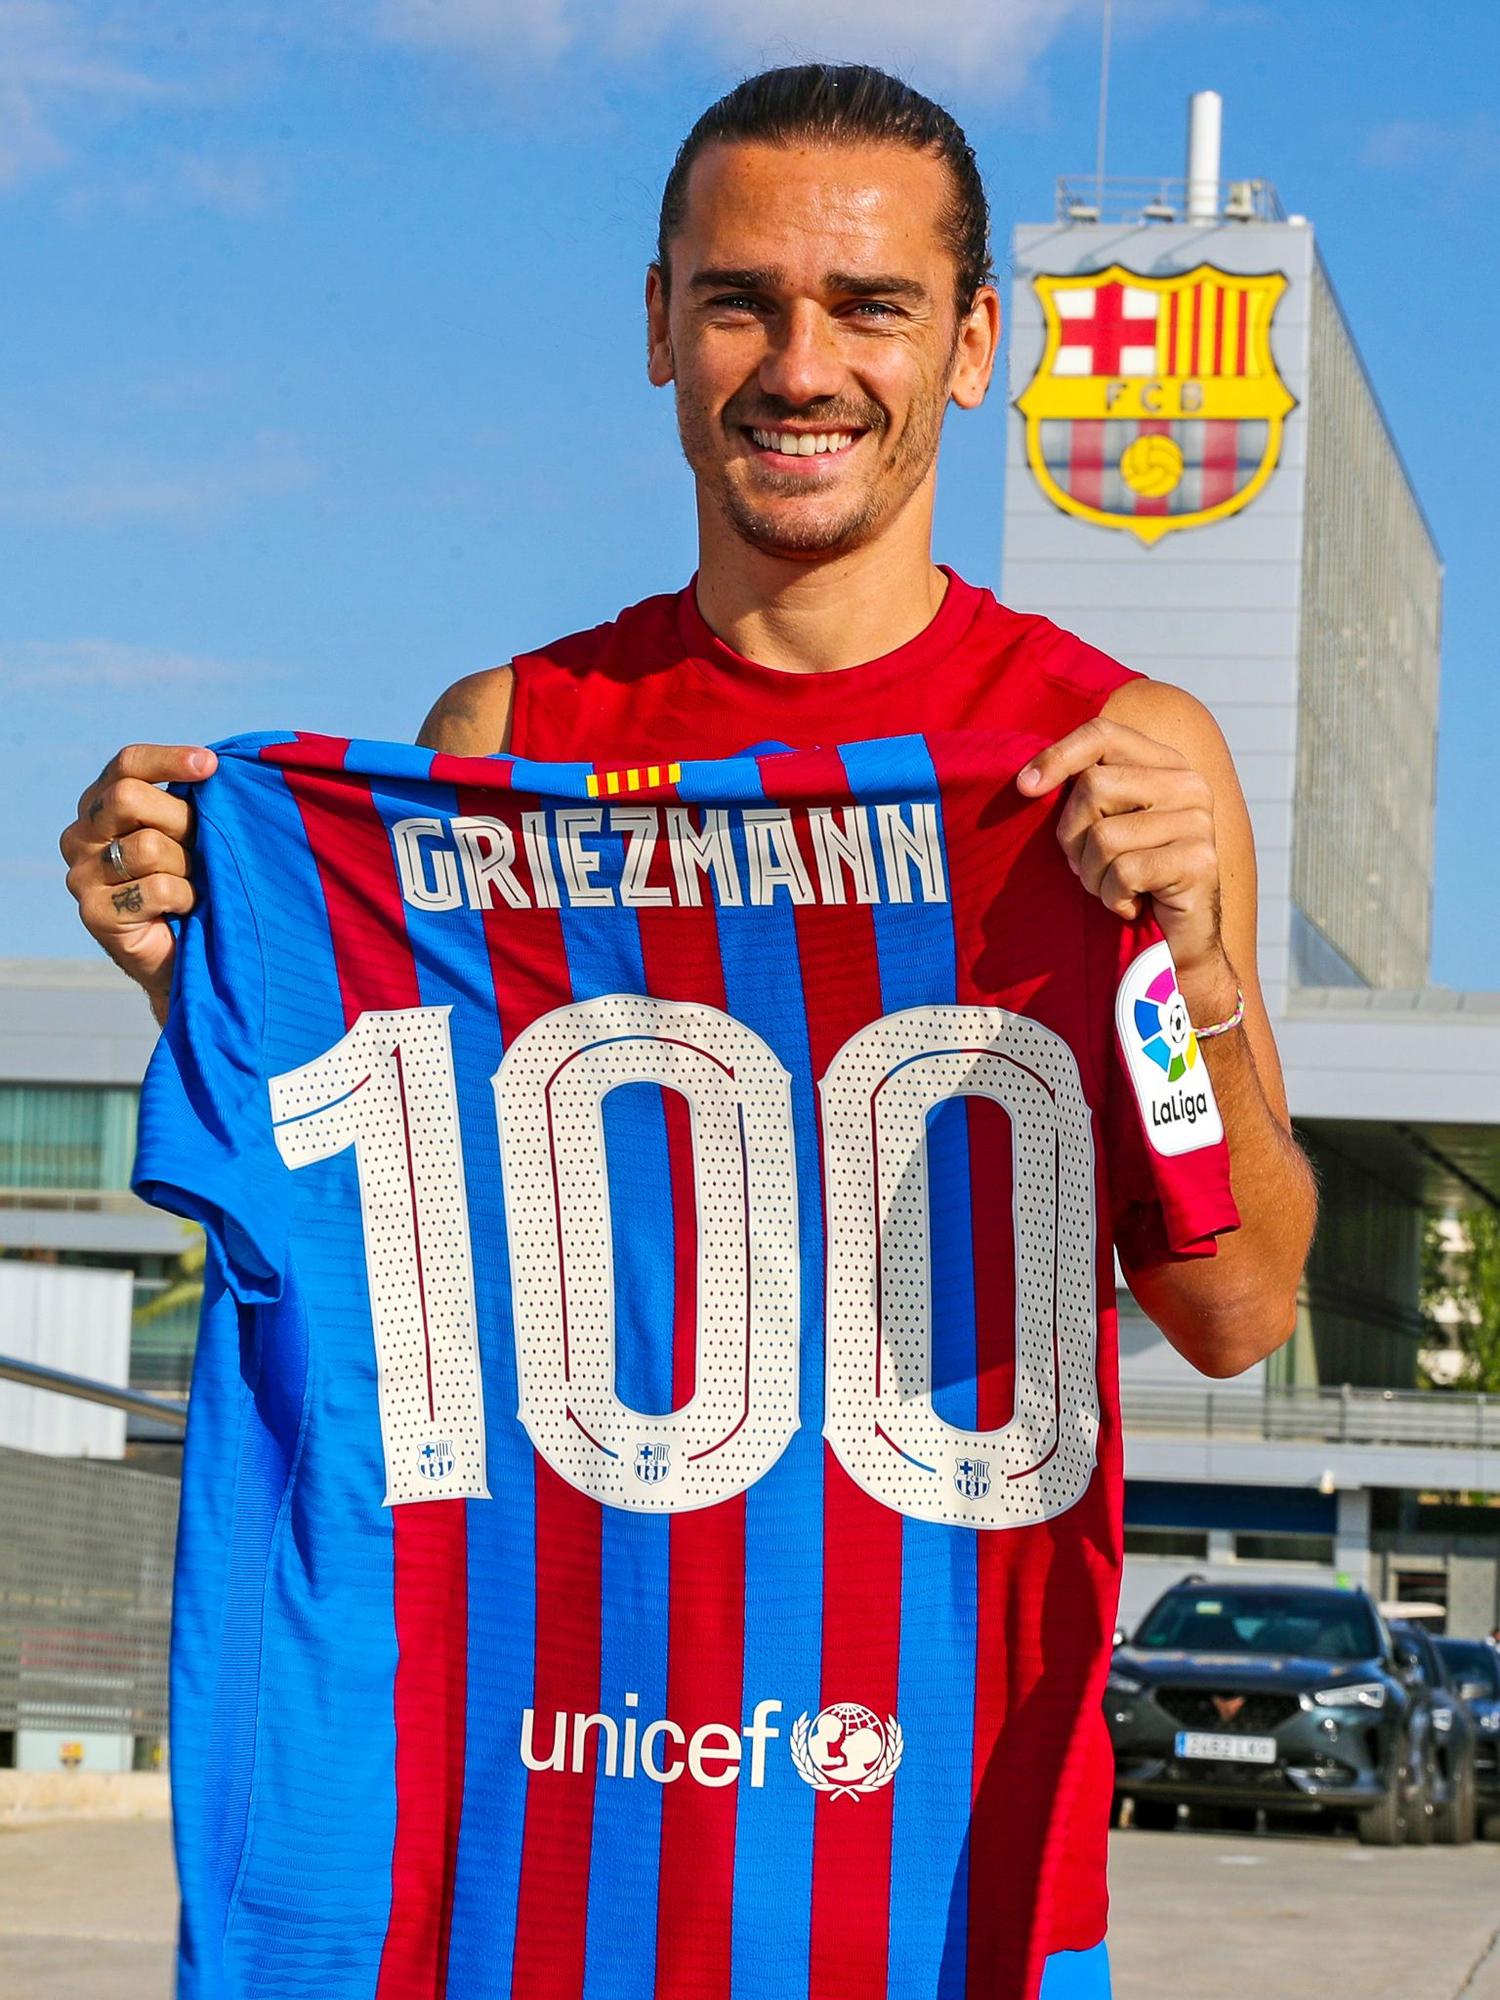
[1016,263,1296,545]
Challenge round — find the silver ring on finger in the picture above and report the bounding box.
[105,837,134,884]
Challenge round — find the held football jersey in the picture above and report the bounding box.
[135,727,1239,2000]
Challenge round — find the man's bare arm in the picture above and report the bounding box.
[1021,677,1316,1378]
[417,666,517,755]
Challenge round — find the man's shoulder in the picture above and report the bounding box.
[1101,673,1227,759]
[417,665,516,755]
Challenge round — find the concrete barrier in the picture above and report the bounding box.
[0,1768,170,1822]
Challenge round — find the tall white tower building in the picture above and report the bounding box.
[1003,93,1441,1010]
[999,96,1499,1394]
[998,98,1500,1625]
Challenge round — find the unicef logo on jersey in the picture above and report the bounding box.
[417,1439,455,1480]
[634,1442,671,1486]
[954,1457,991,1501]
[791,1702,904,1800]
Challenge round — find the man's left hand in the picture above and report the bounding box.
[1017,717,1223,982]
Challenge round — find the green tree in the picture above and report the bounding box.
[1422,1208,1500,1391]
[131,1225,205,1394]
[132,1228,205,1328]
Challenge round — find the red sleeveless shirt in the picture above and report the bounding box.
[509,566,1138,761]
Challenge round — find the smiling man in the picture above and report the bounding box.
[62,61,1314,2000]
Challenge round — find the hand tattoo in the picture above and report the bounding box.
[88,795,105,822]
[112,885,145,913]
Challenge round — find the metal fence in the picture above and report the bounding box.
[0,1381,1490,1746]
[1121,1383,1500,1452]
[1053,174,1287,226]
[0,1443,177,1738]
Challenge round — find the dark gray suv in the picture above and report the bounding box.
[1434,1635,1500,1838]
[1387,1620,1478,1844]
[1108,1579,1430,1843]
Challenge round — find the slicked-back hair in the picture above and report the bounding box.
[656,63,993,322]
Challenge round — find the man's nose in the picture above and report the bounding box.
[758,301,845,408]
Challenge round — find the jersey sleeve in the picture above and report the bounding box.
[1092,906,1240,1264]
[132,798,290,1304]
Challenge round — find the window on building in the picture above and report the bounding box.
[1391,1569,1448,1625]
[1234,1532,1336,1565]
[0,1084,139,1192]
[1124,1527,1210,1560]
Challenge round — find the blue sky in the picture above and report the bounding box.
[5,0,1497,986]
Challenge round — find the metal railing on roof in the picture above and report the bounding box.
[1054,175,1288,227]
[0,1353,187,1429]
[0,1187,152,1214]
[1122,1381,1500,1453]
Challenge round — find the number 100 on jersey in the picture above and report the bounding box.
[268,992,1100,1531]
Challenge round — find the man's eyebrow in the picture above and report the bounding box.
[688,266,930,303]
[689,266,788,292]
[824,271,930,303]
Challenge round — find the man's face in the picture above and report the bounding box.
[648,140,996,560]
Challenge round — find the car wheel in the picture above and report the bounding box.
[1480,1810,1500,1843]
[1109,1793,1124,1829]
[1434,1762,1477,1846]
[1356,1782,1405,1846]
[1131,1799,1178,1832]
[1404,1758,1436,1847]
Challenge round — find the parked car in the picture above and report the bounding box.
[1107,1578,1436,1844]
[1387,1620,1478,1843]
[1434,1635,1500,1839]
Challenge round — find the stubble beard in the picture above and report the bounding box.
[678,386,947,561]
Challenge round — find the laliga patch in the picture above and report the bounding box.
[1115,939,1224,1157]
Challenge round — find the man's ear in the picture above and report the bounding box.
[646,263,674,386]
[950,284,1001,410]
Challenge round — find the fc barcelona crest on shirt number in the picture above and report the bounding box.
[1016,263,1296,545]
[634,1442,671,1485]
[954,1458,991,1501]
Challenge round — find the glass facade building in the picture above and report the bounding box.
[0,1083,139,1194]
[0,961,196,1411]
[1292,262,1442,990]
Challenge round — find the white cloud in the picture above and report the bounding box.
[0,433,315,525]
[63,145,291,215]
[0,0,1205,201]
[4,637,274,691]
[0,0,184,186]
[1362,115,1500,182]
[0,1,291,193]
[373,0,1102,91]
[375,0,575,66]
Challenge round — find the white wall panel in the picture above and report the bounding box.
[0,1264,131,1458]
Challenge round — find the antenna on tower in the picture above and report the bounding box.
[1094,0,1113,220]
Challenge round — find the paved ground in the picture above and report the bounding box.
[0,1814,1497,1997]
[1109,1819,1500,2000]
[0,1818,175,2000]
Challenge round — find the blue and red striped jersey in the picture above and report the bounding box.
[135,727,1238,2000]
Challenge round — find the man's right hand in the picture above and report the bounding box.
[59,745,217,1026]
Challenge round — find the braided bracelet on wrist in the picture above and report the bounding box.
[1194,983,1245,1040]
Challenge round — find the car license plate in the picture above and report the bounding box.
[1175,1731,1277,1764]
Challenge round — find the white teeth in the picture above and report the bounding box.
[750,428,854,455]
